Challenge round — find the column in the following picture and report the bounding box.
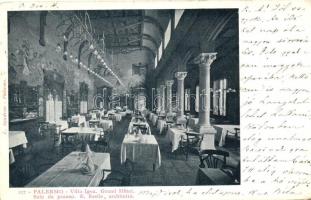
[165,80,174,114]
[194,52,217,149]
[156,87,161,114]
[175,72,187,124]
[160,84,166,115]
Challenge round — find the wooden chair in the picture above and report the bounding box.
[60,130,78,156]
[199,149,229,168]
[181,131,204,160]
[221,161,240,184]
[38,120,49,138]
[139,126,148,135]
[52,124,62,147]
[99,159,134,186]
[226,128,240,149]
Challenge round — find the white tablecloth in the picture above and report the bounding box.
[62,127,103,142]
[125,110,133,115]
[121,135,161,169]
[214,124,240,147]
[107,110,116,115]
[120,112,127,117]
[100,119,113,131]
[167,127,186,152]
[9,131,28,148]
[114,113,122,122]
[49,120,68,131]
[26,151,111,187]
[157,120,167,134]
[9,131,28,164]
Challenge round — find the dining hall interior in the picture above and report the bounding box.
[8,9,240,187]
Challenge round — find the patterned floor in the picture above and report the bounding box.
[9,115,240,187]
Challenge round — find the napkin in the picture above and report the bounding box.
[85,144,93,157]
[80,144,95,174]
[80,154,95,174]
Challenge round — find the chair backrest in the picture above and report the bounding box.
[139,127,148,135]
[166,115,174,123]
[234,128,240,138]
[108,114,114,120]
[101,158,134,186]
[199,149,229,168]
[235,162,240,183]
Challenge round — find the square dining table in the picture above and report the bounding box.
[99,119,114,131]
[167,127,186,152]
[9,131,28,164]
[121,134,161,171]
[26,151,111,187]
[61,127,103,143]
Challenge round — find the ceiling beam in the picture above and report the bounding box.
[144,16,164,38]
[115,21,142,31]
[109,11,120,48]
[108,45,156,57]
[89,12,141,20]
[91,14,164,38]
[105,33,159,47]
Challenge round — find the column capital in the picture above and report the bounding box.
[175,72,187,80]
[165,80,174,87]
[160,84,166,89]
[194,52,217,66]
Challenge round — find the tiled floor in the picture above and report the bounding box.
[9,115,240,187]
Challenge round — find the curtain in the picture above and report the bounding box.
[46,100,63,122]
[212,79,227,116]
[46,100,54,122]
[55,101,62,121]
[80,101,88,114]
[184,88,190,111]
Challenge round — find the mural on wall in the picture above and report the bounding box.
[8,12,97,108]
